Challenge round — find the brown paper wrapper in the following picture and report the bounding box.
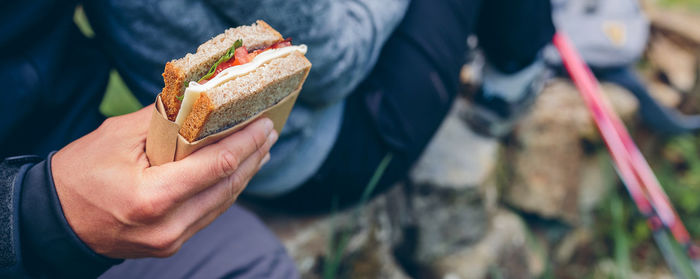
[145,89,300,166]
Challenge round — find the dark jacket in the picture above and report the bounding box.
[0,0,121,277]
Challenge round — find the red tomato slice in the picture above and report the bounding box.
[234,46,251,64]
[214,59,237,76]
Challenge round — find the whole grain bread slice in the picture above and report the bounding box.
[179,51,311,141]
[160,20,284,121]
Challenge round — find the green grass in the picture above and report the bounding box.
[74,5,142,117]
[610,190,631,279]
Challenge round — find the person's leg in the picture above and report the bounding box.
[464,0,555,137]
[476,0,555,74]
[263,0,483,212]
[99,205,298,279]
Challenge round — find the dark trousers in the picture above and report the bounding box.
[266,0,555,212]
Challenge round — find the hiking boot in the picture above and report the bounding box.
[463,59,551,138]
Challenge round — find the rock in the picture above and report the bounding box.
[600,82,641,122]
[577,154,613,218]
[256,97,495,278]
[428,209,538,279]
[554,228,592,264]
[405,182,487,265]
[259,185,411,278]
[647,7,700,48]
[646,33,697,92]
[338,225,411,279]
[647,81,683,108]
[261,213,332,277]
[502,79,635,223]
[403,98,492,265]
[261,177,489,278]
[592,259,674,279]
[410,98,499,189]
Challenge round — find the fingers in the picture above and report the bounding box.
[162,145,273,246]
[182,138,273,220]
[148,117,277,203]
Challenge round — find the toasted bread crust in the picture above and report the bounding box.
[161,62,186,121]
[159,20,284,121]
[179,94,215,142]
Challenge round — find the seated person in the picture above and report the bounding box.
[0,0,554,277]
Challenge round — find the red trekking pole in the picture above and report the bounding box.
[553,32,700,278]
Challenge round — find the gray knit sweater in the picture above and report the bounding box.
[85,0,410,195]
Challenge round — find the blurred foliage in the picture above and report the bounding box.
[73,6,94,38]
[100,71,143,116]
[588,133,700,277]
[610,189,631,279]
[658,136,700,237]
[588,154,661,276]
[656,0,700,11]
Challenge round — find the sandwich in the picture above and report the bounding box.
[159,20,311,142]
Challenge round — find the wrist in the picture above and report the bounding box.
[20,152,122,278]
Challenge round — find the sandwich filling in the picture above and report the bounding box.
[174,40,308,126]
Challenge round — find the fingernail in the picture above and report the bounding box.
[264,118,274,134]
[267,130,279,145]
[259,153,271,168]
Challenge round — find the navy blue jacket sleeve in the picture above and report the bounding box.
[0,156,38,278]
[0,153,122,278]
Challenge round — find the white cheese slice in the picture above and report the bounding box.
[174,45,308,126]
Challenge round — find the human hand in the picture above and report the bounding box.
[51,105,277,258]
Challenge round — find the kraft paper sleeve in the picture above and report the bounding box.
[145,89,300,166]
